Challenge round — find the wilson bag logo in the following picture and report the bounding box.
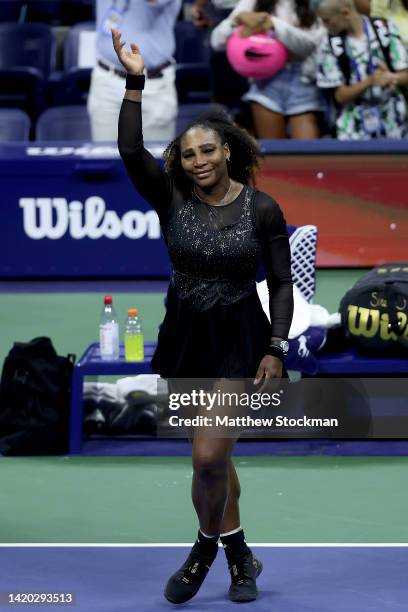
[347,305,408,342]
[340,264,408,352]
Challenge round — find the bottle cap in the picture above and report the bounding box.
[104,295,112,305]
[128,308,139,316]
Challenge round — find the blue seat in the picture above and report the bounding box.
[0,1,24,21]
[176,63,211,104]
[176,103,228,134]
[49,22,95,106]
[64,22,96,71]
[175,20,249,110]
[50,67,92,106]
[0,23,56,77]
[30,1,94,25]
[36,106,91,141]
[0,1,94,25]
[0,109,30,142]
[175,21,211,102]
[175,21,211,64]
[0,67,46,120]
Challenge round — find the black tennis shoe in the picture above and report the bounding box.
[164,542,218,604]
[228,552,263,602]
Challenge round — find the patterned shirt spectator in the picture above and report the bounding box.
[371,0,408,48]
[317,17,408,139]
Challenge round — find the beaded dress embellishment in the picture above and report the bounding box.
[165,186,263,312]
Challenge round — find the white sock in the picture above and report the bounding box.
[199,529,219,539]
[220,525,243,538]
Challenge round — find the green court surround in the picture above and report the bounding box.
[0,456,407,544]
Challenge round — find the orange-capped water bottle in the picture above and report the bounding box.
[124,309,144,362]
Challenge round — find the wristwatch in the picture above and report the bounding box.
[267,339,289,356]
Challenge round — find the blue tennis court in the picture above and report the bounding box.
[1,546,407,611]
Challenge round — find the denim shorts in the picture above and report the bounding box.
[242,62,325,116]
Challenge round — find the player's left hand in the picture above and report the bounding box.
[253,355,283,393]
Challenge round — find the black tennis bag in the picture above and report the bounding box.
[339,264,408,353]
[0,337,75,455]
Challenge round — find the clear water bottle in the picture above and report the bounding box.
[124,309,144,362]
[99,295,120,361]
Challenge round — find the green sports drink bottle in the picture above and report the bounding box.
[124,309,144,362]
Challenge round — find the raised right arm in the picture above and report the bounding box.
[112,28,173,219]
[118,97,173,219]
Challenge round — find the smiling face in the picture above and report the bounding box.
[180,126,230,189]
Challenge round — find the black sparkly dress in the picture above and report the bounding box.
[118,100,293,379]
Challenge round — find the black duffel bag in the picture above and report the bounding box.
[0,337,75,455]
[339,264,408,353]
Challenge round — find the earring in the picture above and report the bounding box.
[226,156,231,162]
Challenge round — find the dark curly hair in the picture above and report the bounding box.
[163,108,262,198]
[255,0,317,28]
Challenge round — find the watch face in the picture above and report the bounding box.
[280,340,289,354]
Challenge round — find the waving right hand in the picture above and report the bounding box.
[111,28,144,75]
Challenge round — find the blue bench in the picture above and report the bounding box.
[310,349,408,376]
[69,341,155,454]
[69,339,408,453]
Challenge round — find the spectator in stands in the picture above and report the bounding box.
[211,0,326,139]
[191,0,250,113]
[192,0,238,24]
[354,0,371,15]
[87,0,181,141]
[371,0,408,48]
[315,0,408,139]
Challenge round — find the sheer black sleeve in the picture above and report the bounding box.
[118,99,173,222]
[254,191,294,340]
